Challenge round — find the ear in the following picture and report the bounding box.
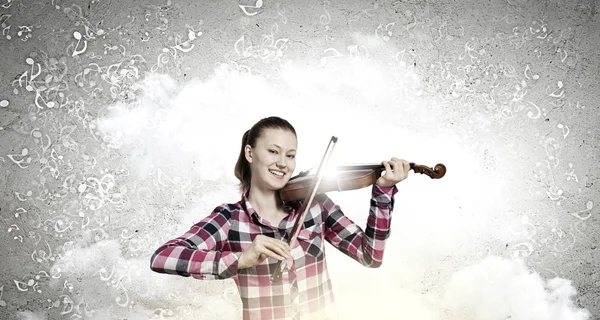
[244,145,253,163]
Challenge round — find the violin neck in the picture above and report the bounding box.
[335,164,384,171]
[292,163,414,181]
[337,162,415,171]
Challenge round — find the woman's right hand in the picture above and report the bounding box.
[238,235,291,269]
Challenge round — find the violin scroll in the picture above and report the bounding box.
[410,163,446,179]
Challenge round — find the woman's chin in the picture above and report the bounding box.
[268,179,288,190]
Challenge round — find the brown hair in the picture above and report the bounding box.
[234,116,297,192]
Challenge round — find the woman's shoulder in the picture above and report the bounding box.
[209,200,244,218]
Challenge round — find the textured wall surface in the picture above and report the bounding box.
[0,0,598,319]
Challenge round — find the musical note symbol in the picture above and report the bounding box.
[7,223,23,241]
[515,78,528,91]
[569,201,593,221]
[529,20,541,34]
[1,0,11,9]
[375,23,391,42]
[115,281,130,307]
[239,0,262,16]
[544,138,561,168]
[83,24,95,39]
[546,184,565,205]
[546,81,564,98]
[15,207,26,218]
[512,242,534,258]
[26,57,41,83]
[385,22,395,41]
[0,286,6,307]
[536,26,549,39]
[276,3,288,24]
[395,49,406,67]
[557,47,568,62]
[557,123,569,138]
[35,90,56,109]
[524,64,539,80]
[71,31,87,57]
[17,25,32,40]
[320,8,332,25]
[15,190,32,201]
[564,162,578,182]
[551,227,564,239]
[60,294,74,314]
[95,265,115,282]
[187,29,199,41]
[156,168,175,187]
[7,147,31,169]
[525,101,541,119]
[234,35,253,58]
[320,47,343,65]
[80,212,90,229]
[2,25,9,40]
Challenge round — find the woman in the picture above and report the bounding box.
[150,116,410,320]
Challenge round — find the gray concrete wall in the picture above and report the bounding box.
[0,0,598,319]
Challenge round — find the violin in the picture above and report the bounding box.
[278,163,446,201]
[270,136,446,282]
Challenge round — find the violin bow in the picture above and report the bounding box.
[271,136,338,282]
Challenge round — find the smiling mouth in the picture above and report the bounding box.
[269,169,285,177]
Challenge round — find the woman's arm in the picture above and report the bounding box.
[149,205,241,280]
[321,184,398,268]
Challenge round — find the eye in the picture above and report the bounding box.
[269,149,278,154]
[287,154,296,159]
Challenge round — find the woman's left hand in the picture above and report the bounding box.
[376,157,411,188]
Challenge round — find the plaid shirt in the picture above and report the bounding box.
[150,184,398,320]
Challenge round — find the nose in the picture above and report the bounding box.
[276,155,287,168]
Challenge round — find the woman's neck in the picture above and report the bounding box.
[247,185,283,214]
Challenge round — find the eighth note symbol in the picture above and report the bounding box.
[239,0,263,16]
[557,123,569,139]
[0,285,5,307]
[524,64,539,80]
[72,31,87,57]
[547,81,564,98]
[320,47,343,66]
[570,201,593,221]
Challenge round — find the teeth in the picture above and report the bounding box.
[269,170,284,176]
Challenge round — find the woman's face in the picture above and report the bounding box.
[246,128,297,192]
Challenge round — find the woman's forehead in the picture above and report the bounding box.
[259,129,297,148]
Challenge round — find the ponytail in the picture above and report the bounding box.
[234,130,252,192]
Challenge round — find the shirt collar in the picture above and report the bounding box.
[240,188,301,219]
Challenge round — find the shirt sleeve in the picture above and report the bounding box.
[321,184,398,268]
[149,205,241,280]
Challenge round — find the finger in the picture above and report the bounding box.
[257,235,291,253]
[257,246,287,261]
[381,161,392,176]
[390,160,402,177]
[403,160,411,175]
[262,242,291,259]
[388,159,403,179]
[264,237,291,255]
